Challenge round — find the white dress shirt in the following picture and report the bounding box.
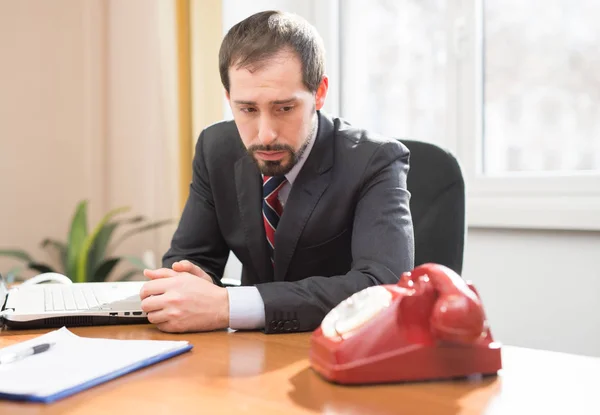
[226,118,319,330]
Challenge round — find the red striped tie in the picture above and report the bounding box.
[263,175,287,265]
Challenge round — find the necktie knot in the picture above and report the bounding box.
[262,175,287,265]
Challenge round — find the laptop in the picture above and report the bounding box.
[0,272,148,329]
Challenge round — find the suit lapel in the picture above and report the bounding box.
[235,155,273,283]
[274,112,335,281]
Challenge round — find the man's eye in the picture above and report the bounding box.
[280,106,294,113]
[241,107,257,113]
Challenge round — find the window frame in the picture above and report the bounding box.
[328,0,600,231]
[459,0,600,231]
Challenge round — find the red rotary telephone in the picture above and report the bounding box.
[309,263,502,384]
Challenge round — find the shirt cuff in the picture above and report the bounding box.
[225,286,266,330]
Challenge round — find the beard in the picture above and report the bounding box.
[247,116,317,177]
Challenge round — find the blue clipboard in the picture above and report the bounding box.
[0,328,193,403]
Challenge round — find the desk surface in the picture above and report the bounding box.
[1,325,598,415]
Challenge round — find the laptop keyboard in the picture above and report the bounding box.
[44,285,123,312]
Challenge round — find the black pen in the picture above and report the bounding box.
[0,342,55,365]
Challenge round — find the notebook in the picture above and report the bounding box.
[0,327,192,403]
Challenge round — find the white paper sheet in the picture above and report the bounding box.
[0,327,191,398]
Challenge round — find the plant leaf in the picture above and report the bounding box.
[123,256,149,270]
[66,201,89,282]
[115,269,142,281]
[123,215,146,225]
[87,215,147,278]
[109,219,175,253]
[28,262,56,275]
[76,206,130,283]
[40,239,67,272]
[87,223,118,280]
[5,266,24,283]
[0,249,33,263]
[91,257,120,282]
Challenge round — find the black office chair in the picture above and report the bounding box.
[400,139,466,275]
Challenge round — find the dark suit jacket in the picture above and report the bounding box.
[163,111,414,333]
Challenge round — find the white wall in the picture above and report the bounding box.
[0,0,178,279]
[464,229,600,358]
[0,0,102,275]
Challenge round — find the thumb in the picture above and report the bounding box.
[172,260,203,276]
[172,260,213,283]
[143,268,176,280]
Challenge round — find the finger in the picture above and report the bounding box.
[172,260,201,275]
[143,268,177,280]
[139,279,172,300]
[147,310,169,325]
[172,261,213,283]
[140,293,166,313]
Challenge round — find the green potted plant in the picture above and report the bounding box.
[0,200,173,283]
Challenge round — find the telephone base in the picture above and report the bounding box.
[310,336,502,385]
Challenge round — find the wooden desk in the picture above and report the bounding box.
[1,325,598,414]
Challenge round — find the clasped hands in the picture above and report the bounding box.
[139,260,230,333]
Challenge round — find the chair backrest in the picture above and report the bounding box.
[400,139,466,275]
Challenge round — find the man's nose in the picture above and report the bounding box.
[257,114,278,145]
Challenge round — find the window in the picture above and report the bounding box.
[483,0,600,175]
[340,0,447,147]
[338,0,600,230]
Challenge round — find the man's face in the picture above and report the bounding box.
[226,50,328,176]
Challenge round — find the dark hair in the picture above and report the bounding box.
[219,10,325,93]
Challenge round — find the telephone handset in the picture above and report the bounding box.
[310,263,502,384]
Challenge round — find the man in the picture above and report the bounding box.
[140,10,414,334]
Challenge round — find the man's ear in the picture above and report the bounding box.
[315,76,329,111]
[225,89,230,102]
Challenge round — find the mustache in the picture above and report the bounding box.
[247,143,294,153]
